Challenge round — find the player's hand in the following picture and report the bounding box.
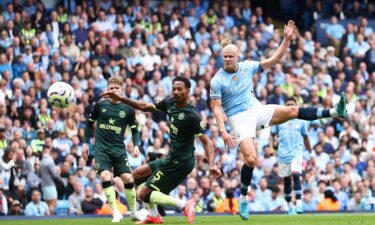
[221,130,237,149]
[82,143,89,161]
[284,20,296,40]
[209,167,222,180]
[101,90,122,102]
[130,146,140,158]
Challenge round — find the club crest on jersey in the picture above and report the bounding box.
[178,112,185,120]
[119,111,126,118]
[232,75,239,82]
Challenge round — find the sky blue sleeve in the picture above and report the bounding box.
[210,76,222,99]
[244,60,261,77]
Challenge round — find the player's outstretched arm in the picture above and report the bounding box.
[210,99,236,149]
[101,91,155,112]
[303,136,312,153]
[260,20,296,70]
[199,134,222,180]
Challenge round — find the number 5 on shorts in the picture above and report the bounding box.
[153,171,164,181]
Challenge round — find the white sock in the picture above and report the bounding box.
[176,199,186,210]
[239,195,247,201]
[113,208,121,215]
[147,204,159,217]
[296,199,302,208]
[330,108,338,117]
[288,202,294,209]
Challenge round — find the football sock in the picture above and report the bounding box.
[146,203,159,217]
[297,107,331,120]
[284,176,292,203]
[293,174,302,201]
[240,164,254,196]
[150,191,186,210]
[102,181,118,212]
[124,182,137,211]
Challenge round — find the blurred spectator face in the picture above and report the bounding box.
[330,16,337,24]
[95,183,102,193]
[31,190,41,203]
[88,170,96,181]
[318,181,326,192]
[85,186,93,198]
[187,178,197,191]
[271,188,279,199]
[333,180,341,192]
[343,163,351,173]
[354,191,362,203]
[178,185,186,197]
[213,186,222,198]
[259,178,267,189]
[303,190,312,202]
[62,161,71,173]
[74,182,82,194]
[192,192,200,202]
[99,11,106,21]
[200,177,210,190]
[314,144,323,155]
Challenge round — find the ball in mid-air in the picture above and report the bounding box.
[47,82,75,108]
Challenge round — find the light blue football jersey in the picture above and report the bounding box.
[271,119,308,163]
[210,60,261,118]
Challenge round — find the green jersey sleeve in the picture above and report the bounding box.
[153,98,170,112]
[192,114,206,137]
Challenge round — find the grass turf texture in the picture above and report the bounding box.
[1,214,375,225]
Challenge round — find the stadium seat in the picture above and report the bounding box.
[55,200,69,216]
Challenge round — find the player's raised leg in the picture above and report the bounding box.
[138,186,194,224]
[270,92,348,126]
[133,162,163,224]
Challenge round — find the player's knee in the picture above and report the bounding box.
[139,188,152,203]
[100,170,112,181]
[243,156,256,168]
[121,173,134,184]
[288,106,299,117]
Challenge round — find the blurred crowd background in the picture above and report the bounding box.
[0,0,375,216]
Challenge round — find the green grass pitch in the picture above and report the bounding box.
[1,214,375,225]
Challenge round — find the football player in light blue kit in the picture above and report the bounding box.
[210,20,347,220]
[270,97,312,215]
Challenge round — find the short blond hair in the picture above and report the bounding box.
[107,77,123,86]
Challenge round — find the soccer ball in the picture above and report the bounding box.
[47,82,75,108]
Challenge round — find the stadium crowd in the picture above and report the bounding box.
[0,0,375,216]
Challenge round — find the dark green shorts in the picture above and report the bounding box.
[95,148,131,177]
[146,157,195,194]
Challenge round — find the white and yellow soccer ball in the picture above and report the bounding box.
[47,82,75,108]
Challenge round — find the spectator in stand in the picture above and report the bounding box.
[24,190,50,216]
[81,186,103,214]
